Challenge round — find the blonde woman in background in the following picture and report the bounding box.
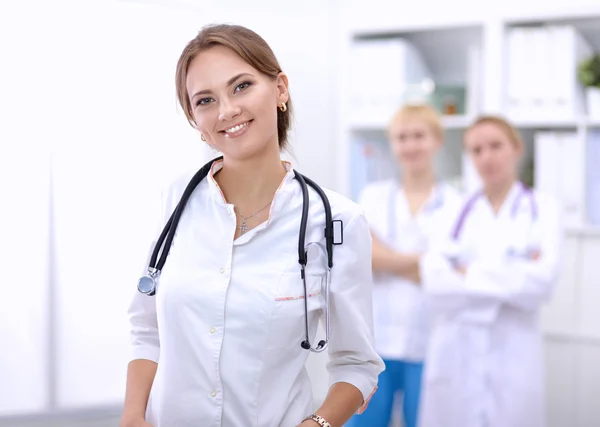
[419,116,561,427]
[346,104,462,427]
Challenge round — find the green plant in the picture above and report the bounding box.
[578,54,600,89]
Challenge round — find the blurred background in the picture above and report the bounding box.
[1,0,599,426]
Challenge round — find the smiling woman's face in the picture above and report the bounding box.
[186,45,289,161]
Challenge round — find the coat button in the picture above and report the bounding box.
[210,390,217,397]
[210,327,216,334]
[220,267,225,274]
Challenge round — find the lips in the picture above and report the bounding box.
[218,119,253,139]
[224,121,249,134]
[220,120,253,134]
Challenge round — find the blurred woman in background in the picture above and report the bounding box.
[418,116,561,427]
[346,104,462,427]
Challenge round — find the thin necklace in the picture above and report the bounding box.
[234,200,272,234]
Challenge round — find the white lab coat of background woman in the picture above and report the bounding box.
[359,180,461,361]
[419,183,561,427]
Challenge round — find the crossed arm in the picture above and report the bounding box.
[370,231,421,283]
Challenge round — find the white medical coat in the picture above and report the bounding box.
[419,183,561,427]
[127,160,384,427]
[358,180,461,361]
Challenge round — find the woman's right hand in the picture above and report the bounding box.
[119,417,154,427]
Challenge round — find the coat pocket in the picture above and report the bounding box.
[267,273,324,350]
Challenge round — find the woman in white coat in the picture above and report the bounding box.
[419,116,562,427]
[119,24,384,427]
[346,104,461,427]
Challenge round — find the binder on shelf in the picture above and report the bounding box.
[466,44,482,118]
[506,25,592,121]
[586,130,600,226]
[506,27,530,118]
[348,38,432,126]
[534,131,586,227]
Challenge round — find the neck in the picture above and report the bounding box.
[215,149,287,213]
[484,177,517,212]
[401,168,436,193]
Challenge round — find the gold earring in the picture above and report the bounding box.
[279,102,287,113]
[201,134,206,141]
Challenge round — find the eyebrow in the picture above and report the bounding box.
[190,73,254,100]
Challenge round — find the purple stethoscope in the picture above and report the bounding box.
[450,182,539,259]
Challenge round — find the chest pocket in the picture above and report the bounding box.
[268,243,326,350]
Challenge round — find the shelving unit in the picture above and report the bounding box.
[337,5,600,427]
[338,7,600,228]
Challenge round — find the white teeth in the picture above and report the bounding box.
[225,122,248,133]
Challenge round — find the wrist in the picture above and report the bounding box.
[393,252,418,274]
[302,414,331,427]
[391,252,407,274]
[120,412,145,425]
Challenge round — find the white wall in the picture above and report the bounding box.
[0,1,55,415]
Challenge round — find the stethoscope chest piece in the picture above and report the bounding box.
[138,269,159,296]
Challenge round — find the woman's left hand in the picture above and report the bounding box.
[296,421,317,427]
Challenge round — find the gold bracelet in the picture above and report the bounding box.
[302,414,331,427]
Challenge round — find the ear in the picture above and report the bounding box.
[275,72,289,104]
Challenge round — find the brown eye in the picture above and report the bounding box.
[234,81,252,93]
[196,97,214,107]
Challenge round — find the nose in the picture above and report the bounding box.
[479,146,494,163]
[404,138,419,150]
[218,97,241,122]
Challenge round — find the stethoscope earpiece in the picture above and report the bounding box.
[301,341,311,350]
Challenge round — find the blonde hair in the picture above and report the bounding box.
[388,104,444,141]
[467,115,523,148]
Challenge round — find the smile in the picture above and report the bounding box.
[224,121,251,135]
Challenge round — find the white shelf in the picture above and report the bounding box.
[348,18,483,38]
[350,114,475,132]
[442,115,475,129]
[510,118,582,129]
[352,116,600,132]
[565,225,600,237]
[586,117,600,128]
[544,330,600,346]
[510,117,600,129]
[503,6,600,26]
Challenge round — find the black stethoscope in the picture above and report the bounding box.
[136,156,343,353]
